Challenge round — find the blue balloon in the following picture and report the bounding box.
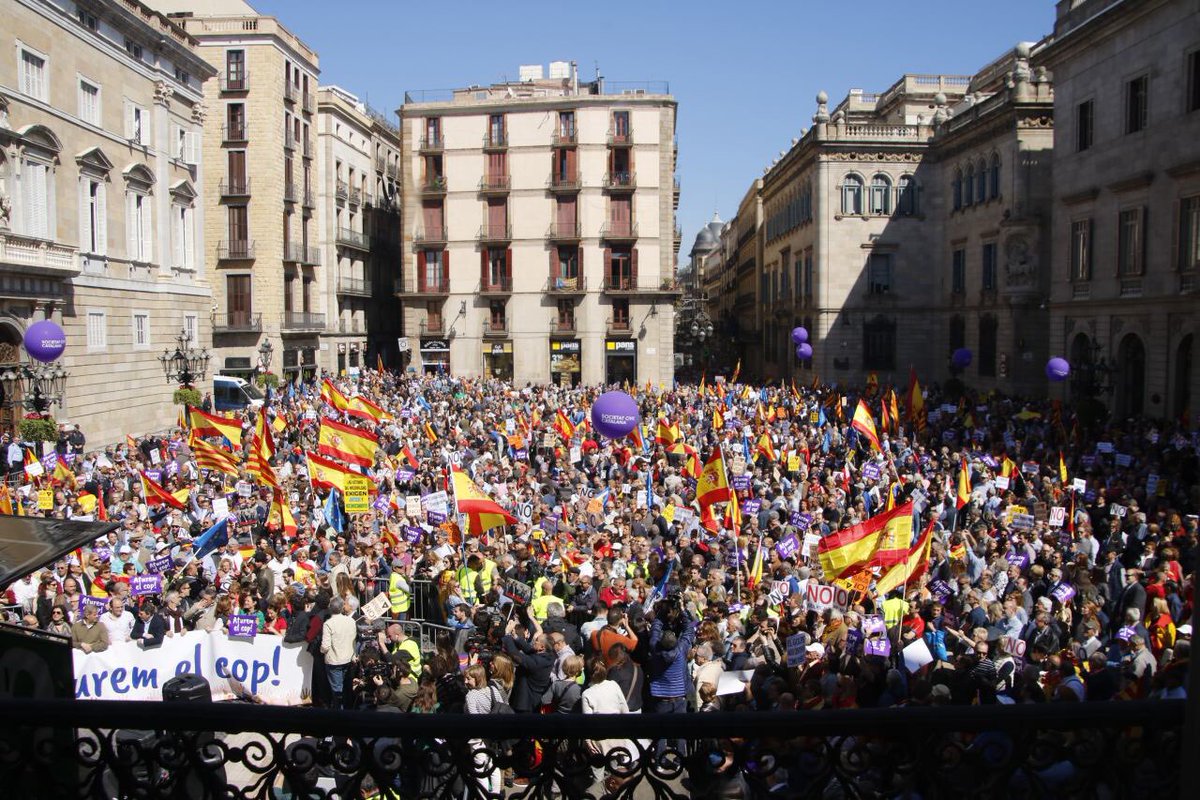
[796,343,813,360]
[791,327,809,345]
[1046,357,1070,382]
[590,391,640,439]
[951,348,972,369]
[24,319,66,363]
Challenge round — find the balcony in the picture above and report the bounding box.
[607,130,633,146]
[1119,277,1143,298]
[548,172,581,193]
[337,318,362,334]
[219,72,249,93]
[546,222,581,242]
[335,180,348,203]
[418,135,443,152]
[0,232,79,277]
[302,188,315,209]
[337,227,370,251]
[302,91,315,114]
[478,224,512,244]
[283,182,298,203]
[375,156,386,173]
[212,312,262,334]
[284,241,320,265]
[284,82,298,104]
[607,316,634,335]
[386,162,398,179]
[551,130,578,147]
[478,275,513,295]
[413,227,447,246]
[395,275,449,296]
[604,172,637,192]
[302,135,313,160]
[673,176,681,208]
[216,240,255,260]
[221,123,248,144]
[337,277,372,297]
[600,222,638,241]
[482,132,507,151]
[482,317,510,337]
[282,311,325,331]
[219,178,251,198]
[419,319,444,336]
[550,317,577,336]
[349,187,362,206]
[419,176,447,196]
[545,274,586,294]
[601,274,682,297]
[478,175,511,194]
[284,130,296,151]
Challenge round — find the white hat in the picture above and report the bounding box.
[118,545,132,554]
[1179,624,1192,636]
[805,642,825,657]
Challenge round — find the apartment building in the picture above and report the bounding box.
[364,107,403,370]
[153,0,323,384]
[398,64,680,386]
[1,0,214,444]
[1037,0,1200,421]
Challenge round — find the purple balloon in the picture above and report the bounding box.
[796,343,813,360]
[590,391,640,439]
[23,319,66,363]
[1046,357,1070,382]
[951,348,972,369]
[791,326,809,345]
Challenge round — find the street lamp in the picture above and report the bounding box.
[158,329,210,389]
[1069,336,1116,399]
[0,362,69,414]
[257,340,274,372]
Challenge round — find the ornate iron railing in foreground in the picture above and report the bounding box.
[0,698,1183,799]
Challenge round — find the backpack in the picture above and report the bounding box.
[488,682,514,715]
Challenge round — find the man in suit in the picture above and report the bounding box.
[132,601,167,648]
[501,616,554,713]
[1111,568,1147,634]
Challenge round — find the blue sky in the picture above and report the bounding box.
[250,0,1056,263]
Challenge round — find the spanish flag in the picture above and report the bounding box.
[267,488,297,537]
[248,411,279,489]
[956,458,971,509]
[377,353,385,373]
[698,374,706,398]
[905,367,926,431]
[1058,451,1068,485]
[874,517,935,596]
[140,470,185,510]
[177,407,188,431]
[271,413,288,435]
[306,451,359,494]
[320,378,350,412]
[452,467,516,535]
[654,418,680,446]
[23,450,43,478]
[554,409,576,440]
[755,432,776,462]
[712,405,724,430]
[817,501,912,581]
[627,423,646,453]
[189,431,240,477]
[401,445,419,469]
[668,442,701,480]
[53,458,75,484]
[0,486,13,516]
[880,394,891,435]
[348,394,389,423]
[851,399,882,452]
[865,372,879,396]
[1001,455,1017,478]
[189,406,243,447]
[318,418,379,468]
[697,449,731,508]
[731,359,741,384]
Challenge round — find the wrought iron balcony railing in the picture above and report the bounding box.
[219,72,249,92]
[212,312,262,333]
[282,311,325,330]
[216,240,254,260]
[219,178,250,197]
[336,227,369,250]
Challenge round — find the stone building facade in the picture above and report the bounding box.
[397,66,680,386]
[1,0,214,445]
[1037,0,1200,421]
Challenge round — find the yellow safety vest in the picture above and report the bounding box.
[388,573,411,614]
[530,593,561,624]
[394,637,421,678]
[882,597,910,628]
[456,566,480,605]
[479,559,497,595]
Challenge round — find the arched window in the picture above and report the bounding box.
[964,165,974,207]
[976,159,988,204]
[841,174,864,216]
[868,174,892,215]
[953,169,963,211]
[989,153,1001,200]
[897,175,919,216]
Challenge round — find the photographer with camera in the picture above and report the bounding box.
[501,608,555,713]
[647,592,697,758]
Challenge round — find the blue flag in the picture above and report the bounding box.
[415,394,432,413]
[193,517,230,561]
[324,489,345,534]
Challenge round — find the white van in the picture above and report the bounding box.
[212,375,264,412]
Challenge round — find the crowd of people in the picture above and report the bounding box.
[1,366,1193,785]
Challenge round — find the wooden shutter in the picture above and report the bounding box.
[566,147,577,179]
[630,247,638,287]
[550,246,560,281]
[79,178,91,251]
[173,205,185,267]
[577,245,583,281]
[505,247,513,284]
[417,250,426,288]
[481,248,489,286]
[95,183,107,255]
[141,195,153,263]
[126,192,138,257]
[604,247,612,283]
[441,249,449,287]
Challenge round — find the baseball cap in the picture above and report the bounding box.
[806,642,825,657]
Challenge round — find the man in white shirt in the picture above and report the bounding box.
[99,597,135,644]
[320,597,357,709]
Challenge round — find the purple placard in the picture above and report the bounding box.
[728,603,745,614]
[864,636,892,657]
[980,454,999,469]
[541,515,559,534]
[130,574,162,597]
[165,460,179,477]
[732,475,752,491]
[93,546,111,562]
[742,499,762,515]
[228,614,258,638]
[404,525,424,544]
[863,615,887,636]
[146,553,174,574]
[929,579,952,603]
[725,549,744,569]
[1021,461,1039,475]
[845,629,863,654]
[790,511,812,531]
[776,535,800,560]
[514,448,528,461]
[862,463,882,482]
[144,469,162,484]
[78,595,108,616]
[1005,551,1030,570]
[1080,454,1096,469]
[1050,583,1076,604]
[1117,625,1136,642]
[426,510,447,525]
[394,468,416,482]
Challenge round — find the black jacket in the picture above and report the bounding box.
[502,634,554,713]
[132,613,167,648]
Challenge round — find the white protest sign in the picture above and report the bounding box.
[804,583,852,612]
[569,446,582,464]
[212,497,230,517]
[73,630,311,704]
[515,501,534,525]
[802,532,821,557]
[421,490,449,516]
[1110,504,1127,518]
[901,638,934,673]
[1048,506,1066,528]
[149,448,162,466]
[1003,636,1027,658]
[405,496,422,518]
[772,580,791,597]
[360,592,392,623]
[1072,478,1087,493]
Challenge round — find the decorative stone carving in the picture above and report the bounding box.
[191,103,206,125]
[0,342,19,365]
[0,96,9,130]
[1004,234,1036,289]
[1112,317,1125,336]
[812,91,829,124]
[153,80,171,108]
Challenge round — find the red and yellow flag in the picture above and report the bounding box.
[347,394,389,423]
[318,418,379,467]
[140,470,185,510]
[554,409,576,440]
[452,467,516,535]
[712,405,725,430]
[320,379,350,412]
[887,390,900,435]
[306,451,360,494]
[905,367,926,431]
[668,442,701,480]
[697,448,731,508]
[189,431,240,477]
[1058,451,1068,485]
[248,411,279,489]
[817,501,912,581]
[189,406,243,447]
[730,359,741,384]
[267,488,297,537]
[654,418,680,446]
[755,432,776,462]
[401,445,419,470]
[851,399,882,452]
[874,517,935,596]
[956,458,971,509]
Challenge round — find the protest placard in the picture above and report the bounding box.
[786,633,807,666]
[344,476,372,514]
[145,554,174,574]
[228,614,258,638]
[776,535,800,560]
[360,593,391,623]
[130,574,162,597]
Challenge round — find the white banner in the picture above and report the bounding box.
[73,630,312,704]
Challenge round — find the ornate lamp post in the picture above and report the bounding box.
[0,362,69,415]
[256,340,274,373]
[158,329,210,389]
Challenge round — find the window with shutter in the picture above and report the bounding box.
[126,191,138,258]
[140,194,153,263]
[173,204,186,267]
[95,181,107,255]
[79,178,93,251]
